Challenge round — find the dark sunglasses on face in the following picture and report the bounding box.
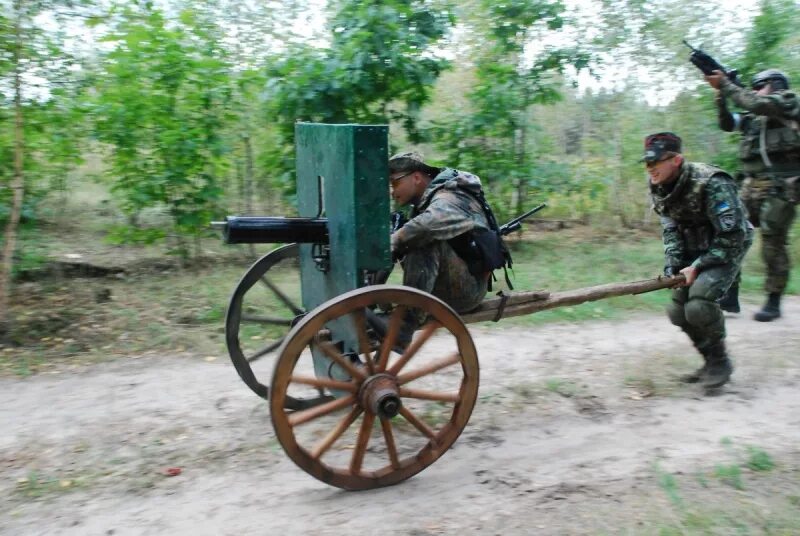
[645,155,675,168]
[390,171,414,186]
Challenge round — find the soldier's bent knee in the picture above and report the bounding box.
[684,298,720,328]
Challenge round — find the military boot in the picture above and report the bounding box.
[679,358,709,383]
[679,330,710,383]
[718,283,740,314]
[754,292,781,322]
[702,342,733,389]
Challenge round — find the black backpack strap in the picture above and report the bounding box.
[503,265,513,290]
[454,185,515,289]
[455,186,501,232]
[493,290,510,322]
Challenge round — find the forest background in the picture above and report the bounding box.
[1,0,799,368]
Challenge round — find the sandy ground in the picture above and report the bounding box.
[2,298,800,535]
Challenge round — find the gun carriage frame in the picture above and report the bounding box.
[214,123,682,491]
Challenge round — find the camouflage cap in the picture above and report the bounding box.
[389,151,425,165]
[640,132,682,163]
[388,151,440,176]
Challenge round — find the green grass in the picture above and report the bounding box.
[714,463,745,490]
[494,216,800,327]
[544,377,579,397]
[746,446,776,472]
[646,446,800,535]
[655,463,685,508]
[14,470,91,499]
[480,230,668,326]
[2,183,800,375]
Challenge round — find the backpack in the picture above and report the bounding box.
[447,187,514,290]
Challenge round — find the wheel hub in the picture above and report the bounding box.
[359,373,401,419]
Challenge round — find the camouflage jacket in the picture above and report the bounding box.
[719,78,800,173]
[391,168,490,255]
[650,161,752,271]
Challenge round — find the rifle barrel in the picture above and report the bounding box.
[508,203,547,226]
[499,203,547,235]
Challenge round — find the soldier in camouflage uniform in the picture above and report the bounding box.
[388,151,490,314]
[707,69,799,321]
[645,133,753,388]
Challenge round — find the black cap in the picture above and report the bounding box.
[640,132,682,163]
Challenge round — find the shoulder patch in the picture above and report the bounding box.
[715,201,731,213]
[718,212,737,232]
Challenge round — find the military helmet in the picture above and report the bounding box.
[751,69,790,91]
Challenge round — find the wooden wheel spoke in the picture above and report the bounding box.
[241,315,293,326]
[350,412,376,474]
[288,394,356,427]
[399,387,459,403]
[396,352,461,385]
[246,339,283,362]
[353,310,375,375]
[380,418,401,470]
[259,275,303,315]
[398,406,437,443]
[387,321,441,376]
[269,285,479,490]
[310,407,363,460]
[290,374,359,394]
[315,339,367,381]
[376,306,407,372]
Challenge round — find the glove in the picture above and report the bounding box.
[390,211,408,233]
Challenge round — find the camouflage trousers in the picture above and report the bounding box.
[667,237,752,353]
[401,240,488,316]
[741,175,797,294]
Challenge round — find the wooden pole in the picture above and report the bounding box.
[461,275,686,325]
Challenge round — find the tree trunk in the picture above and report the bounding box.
[243,133,256,258]
[514,121,526,217]
[236,157,245,214]
[571,103,591,222]
[0,3,25,339]
[513,87,531,218]
[611,121,630,228]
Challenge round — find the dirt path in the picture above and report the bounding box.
[2,298,800,535]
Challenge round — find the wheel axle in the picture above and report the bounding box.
[360,373,402,419]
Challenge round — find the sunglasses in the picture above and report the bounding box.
[645,154,677,168]
[389,171,414,186]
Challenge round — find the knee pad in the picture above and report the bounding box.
[666,301,686,327]
[684,298,720,328]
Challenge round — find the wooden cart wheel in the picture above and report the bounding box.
[225,243,308,401]
[270,285,479,490]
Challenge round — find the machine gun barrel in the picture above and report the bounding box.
[212,216,329,245]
